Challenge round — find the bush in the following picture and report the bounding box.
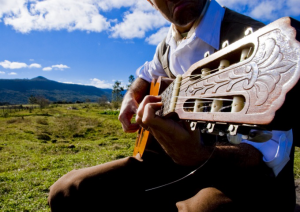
[37,133,51,141]
[99,110,120,115]
[2,111,9,118]
[36,118,49,125]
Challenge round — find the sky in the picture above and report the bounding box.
[0,0,299,89]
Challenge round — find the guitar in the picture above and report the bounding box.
[133,17,300,157]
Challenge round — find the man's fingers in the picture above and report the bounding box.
[122,123,140,133]
[118,111,139,133]
[137,102,162,128]
[137,95,161,118]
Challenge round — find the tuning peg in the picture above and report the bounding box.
[245,27,253,36]
[190,122,197,131]
[222,40,229,49]
[204,51,210,58]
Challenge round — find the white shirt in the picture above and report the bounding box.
[242,129,293,176]
[137,0,224,82]
[136,0,293,176]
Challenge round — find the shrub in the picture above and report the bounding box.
[36,118,48,125]
[100,110,120,115]
[37,133,51,141]
[2,111,9,118]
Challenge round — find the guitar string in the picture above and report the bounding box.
[174,97,234,101]
[145,143,217,192]
[158,47,252,114]
[175,105,233,112]
[179,47,252,90]
[180,67,220,87]
[161,97,238,114]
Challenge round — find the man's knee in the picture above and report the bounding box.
[48,157,143,211]
[176,187,235,212]
[48,169,82,211]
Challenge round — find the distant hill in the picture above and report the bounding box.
[0,76,112,104]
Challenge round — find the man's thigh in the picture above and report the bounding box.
[48,152,192,212]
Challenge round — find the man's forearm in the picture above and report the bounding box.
[126,77,150,103]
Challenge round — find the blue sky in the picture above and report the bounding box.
[0,0,299,89]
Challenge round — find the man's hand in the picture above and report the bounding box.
[118,77,150,133]
[118,92,140,133]
[135,95,207,166]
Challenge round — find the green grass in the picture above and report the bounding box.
[0,104,136,211]
[0,103,299,211]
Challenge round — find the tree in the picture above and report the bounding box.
[35,95,50,109]
[28,95,37,105]
[112,81,124,108]
[98,95,109,107]
[127,75,135,90]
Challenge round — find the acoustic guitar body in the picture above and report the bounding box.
[133,77,173,157]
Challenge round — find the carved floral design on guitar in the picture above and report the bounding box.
[187,30,298,106]
[158,17,300,126]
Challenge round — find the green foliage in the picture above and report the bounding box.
[294,147,300,179]
[35,96,50,109]
[127,75,135,90]
[112,81,124,103]
[99,110,120,115]
[28,95,37,105]
[1,111,9,118]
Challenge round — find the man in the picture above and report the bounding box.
[48,0,295,211]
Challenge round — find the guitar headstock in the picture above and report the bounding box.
[159,17,300,137]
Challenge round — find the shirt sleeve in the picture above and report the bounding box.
[241,129,293,176]
[136,42,169,83]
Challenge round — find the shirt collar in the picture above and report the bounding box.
[166,0,225,50]
[196,0,225,50]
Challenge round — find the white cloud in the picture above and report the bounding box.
[111,9,168,39]
[52,64,70,70]
[217,0,299,22]
[8,72,17,75]
[43,64,70,71]
[0,71,5,74]
[0,60,42,69]
[90,78,112,88]
[29,63,42,68]
[42,67,52,71]
[96,0,137,11]
[0,60,28,69]
[249,1,279,21]
[1,0,298,43]
[1,0,110,33]
[146,26,170,45]
[0,0,169,41]
[0,0,23,18]
[286,0,300,16]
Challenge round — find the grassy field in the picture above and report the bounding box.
[0,104,299,211]
[0,104,136,211]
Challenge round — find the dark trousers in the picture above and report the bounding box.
[47,147,290,212]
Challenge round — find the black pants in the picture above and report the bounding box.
[47,146,290,212]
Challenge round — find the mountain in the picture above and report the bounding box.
[0,76,112,104]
